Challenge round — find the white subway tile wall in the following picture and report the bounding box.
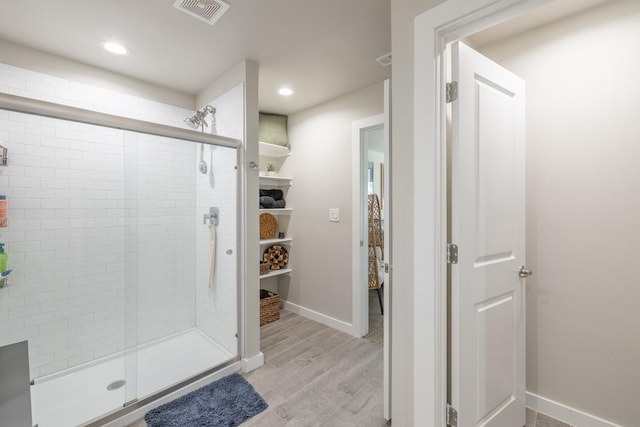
[194,84,244,354]
[0,63,242,379]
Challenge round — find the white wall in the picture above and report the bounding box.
[279,82,383,324]
[475,1,640,425]
[0,61,242,380]
[390,1,444,425]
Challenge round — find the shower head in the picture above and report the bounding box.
[185,105,216,131]
[184,116,201,129]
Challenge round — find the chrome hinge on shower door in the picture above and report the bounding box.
[446,403,458,427]
[447,81,458,103]
[447,243,458,264]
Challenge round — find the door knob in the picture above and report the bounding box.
[518,265,533,278]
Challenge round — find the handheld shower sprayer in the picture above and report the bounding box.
[199,143,207,174]
[186,105,217,174]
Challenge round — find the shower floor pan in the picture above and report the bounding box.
[31,329,235,427]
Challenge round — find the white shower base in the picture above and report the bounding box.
[31,329,235,427]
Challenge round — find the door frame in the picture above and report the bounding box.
[412,0,548,424]
[351,113,384,338]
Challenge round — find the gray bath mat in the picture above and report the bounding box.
[144,373,267,427]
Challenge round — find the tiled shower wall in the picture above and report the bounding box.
[0,63,241,378]
[125,131,198,346]
[194,85,243,354]
[0,63,190,128]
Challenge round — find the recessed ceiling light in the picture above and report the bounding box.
[278,88,294,96]
[102,41,129,55]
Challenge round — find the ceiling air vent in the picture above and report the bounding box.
[376,52,392,67]
[173,0,230,26]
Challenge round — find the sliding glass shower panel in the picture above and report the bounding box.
[194,143,239,359]
[0,105,240,425]
[122,131,239,402]
[0,110,129,425]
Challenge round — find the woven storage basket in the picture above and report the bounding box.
[260,290,280,326]
[259,261,270,275]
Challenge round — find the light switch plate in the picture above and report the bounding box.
[329,208,340,222]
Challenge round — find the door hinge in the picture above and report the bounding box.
[446,403,458,427]
[447,81,458,103]
[384,263,389,273]
[447,243,458,264]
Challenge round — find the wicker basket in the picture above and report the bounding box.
[260,290,280,326]
[259,261,270,275]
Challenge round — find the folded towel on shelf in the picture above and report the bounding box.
[260,196,286,209]
[260,189,284,200]
[259,113,289,147]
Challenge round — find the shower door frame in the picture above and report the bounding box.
[0,92,245,425]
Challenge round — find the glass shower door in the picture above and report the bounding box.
[121,132,239,404]
[0,95,242,425]
[0,111,131,426]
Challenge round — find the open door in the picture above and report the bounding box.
[382,79,391,421]
[351,79,391,420]
[449,42,528,427]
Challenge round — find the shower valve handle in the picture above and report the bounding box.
[204,207,219,225]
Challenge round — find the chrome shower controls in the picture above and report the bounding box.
[0,143,7,166]
[203,207,219,225]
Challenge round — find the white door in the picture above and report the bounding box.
[382,79,391,421]
[449,41,527,427]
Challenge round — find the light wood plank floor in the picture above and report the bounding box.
[127,310,567,427]
[242,310,388,427]
[128,310,388,427]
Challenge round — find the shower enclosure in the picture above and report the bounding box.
[0,94,242,426]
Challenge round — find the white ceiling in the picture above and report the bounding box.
[0,0,391,115]
[0,0,614,116]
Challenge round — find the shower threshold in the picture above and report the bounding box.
[31,329,234,427]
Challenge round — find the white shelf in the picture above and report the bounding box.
[259,141,291,158]
[258,142,292,284]
[260,237,293,246]
[259,208,292,215]
[260,268,292,279]
[259,176,293,186]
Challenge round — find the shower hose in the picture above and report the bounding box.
[209,224,216,290]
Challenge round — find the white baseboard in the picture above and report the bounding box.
[241,352,264,373]
[527,392,623,427]
[282,299,356,336]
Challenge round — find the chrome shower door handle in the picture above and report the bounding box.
[518,265,533,278]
